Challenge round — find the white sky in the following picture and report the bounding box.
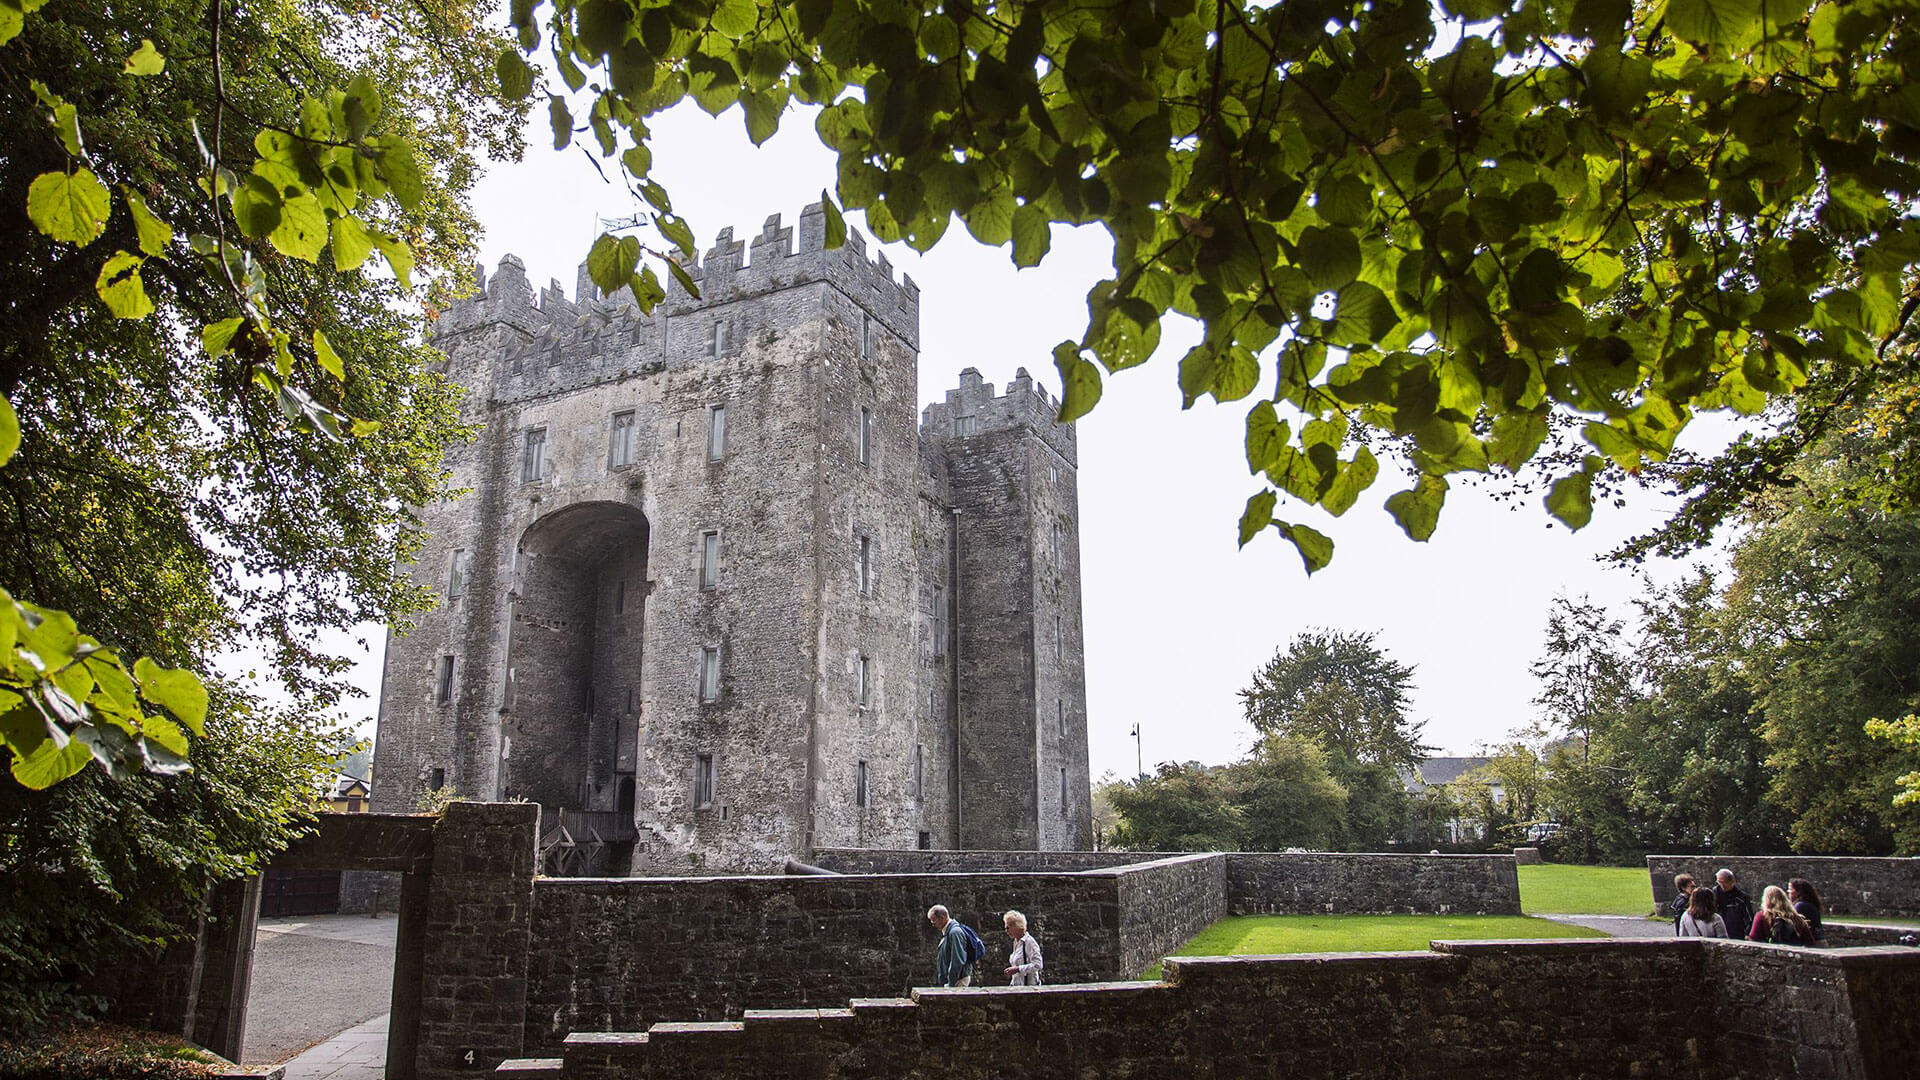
[299,99,1737,782]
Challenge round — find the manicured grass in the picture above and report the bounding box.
[1518,863,1654,916]
[1143,913,1601,977]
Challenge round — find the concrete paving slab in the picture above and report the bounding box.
[243,914,397,1065]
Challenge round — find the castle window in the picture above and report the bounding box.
[856,760,869,808]
[614,579,627,615]
[707,405,726,461]
[699,646,721,702]
[861,313,872,359]
[710,321,727,356]
[1060,767,1069,815]
[857,654,871,706]
[931,585,947,658]
[1050,465,1059,483]
[609,410,636,468]
[700,531,720,589]
[521,427,547,483]
[857,534,873,595]
[694,754,715,808]
[913,744,924,804]
[858,406,873,466]
[918,830,931,850]
[429,767,446,791]
[1054,614,1062,661]
[447,548,470,604]
[954,414,977,437]
[434,655,454,704]
[1051,521,1063,568]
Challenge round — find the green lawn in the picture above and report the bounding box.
[1518,863,1654,916]
[1145,913,1601,977]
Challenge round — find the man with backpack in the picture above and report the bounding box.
[927,904,983,987]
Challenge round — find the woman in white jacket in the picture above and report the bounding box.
[1002,909,1044,985]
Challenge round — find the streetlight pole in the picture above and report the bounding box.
[1130,723,1142,780]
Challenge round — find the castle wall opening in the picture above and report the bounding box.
[510,502,649,817]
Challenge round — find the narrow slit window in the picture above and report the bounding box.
[710,321,727,356]
[857,534,873,595]
[932,585,947,658]
[609,410,636,468]
[435,655,455,704]
[857,654,870,706]
[694,754,715,808]
[913,744,924,803]
[861,314,872,359]
[430,767,446,791]
[1060,767,1069,814]
[614,579,627,615]
[448,548,471,603]
[856,760,869,808]
[521,427,547,482]
[707,405,727,461]
[858,406,873,466]
[1054,614,1062,660]
[700,646,721,702]
[700,531,720,589]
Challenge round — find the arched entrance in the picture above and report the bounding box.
[504,501,648,839]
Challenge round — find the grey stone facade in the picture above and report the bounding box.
[370,204,1092,870]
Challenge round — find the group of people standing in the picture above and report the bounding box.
[926,904,1045,987]
[1668,868,1825,946]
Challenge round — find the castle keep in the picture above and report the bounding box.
[371,204,1092,872]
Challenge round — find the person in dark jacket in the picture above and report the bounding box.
[927,904,974,987]
[1713,869,1755,940]
[1667,873,1695,930]
[1788,878,1825,943]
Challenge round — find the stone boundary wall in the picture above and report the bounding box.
[542,941,1920,1080]
[809,848,1181,873]
[1113,855,1228,977]
[1648,855,1920,918]
[1225,852,1522,915]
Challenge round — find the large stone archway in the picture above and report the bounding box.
[505,501,649,819]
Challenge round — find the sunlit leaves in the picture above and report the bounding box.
[587,231,642,292]
[1054,341,1103,422]
[95,252,153,319]
[26,169,109,244]
[1385,475,1448,541]
[124,39,164,75]
[0,396,18,468]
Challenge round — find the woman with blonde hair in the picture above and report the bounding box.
[1747,885,1814,945]
[1002,910,1044,985]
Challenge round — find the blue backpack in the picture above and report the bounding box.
[958,921,987,968]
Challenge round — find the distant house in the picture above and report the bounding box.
[323,773,370,813]
[1402,756,1505,844]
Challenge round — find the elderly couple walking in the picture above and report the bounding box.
[926,905,1044,988]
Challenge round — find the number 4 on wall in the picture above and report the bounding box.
[462,1050,478,1067]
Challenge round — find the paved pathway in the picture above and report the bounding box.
[1536,913,1673,939]
[279,1013,387,1080]
[245,913,396,1069]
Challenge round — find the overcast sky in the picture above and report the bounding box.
[305,99,1737,782]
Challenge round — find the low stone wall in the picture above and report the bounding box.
[547,941,1920,1080]
[1226,852,1521,915]
[1827,922,1920,948]
[809,848,1179,873]
[1113,855,1228,977]
[1647,855,1920,918]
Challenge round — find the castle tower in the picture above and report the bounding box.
[922,369,1092,850]
[371,206,1088,871]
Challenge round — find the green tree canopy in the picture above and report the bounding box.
[1106,760,1243,851]
[498,0,1920,575]
[1241,628,1430,772]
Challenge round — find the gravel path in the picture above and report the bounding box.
[242,916,396,1064]
[1535,913,1674,939]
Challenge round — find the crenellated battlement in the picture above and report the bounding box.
[432,203,919,361]
[921,366,1077,466]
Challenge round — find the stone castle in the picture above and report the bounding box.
[371,203,1092,872]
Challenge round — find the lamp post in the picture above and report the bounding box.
[1129,722,1143,780]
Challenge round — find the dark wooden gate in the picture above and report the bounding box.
[260,867,342,917]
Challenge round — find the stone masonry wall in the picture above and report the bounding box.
[1227,852,1523,915]
[810,848,1178,873]
[1113,855,1228,977]
[1647,855,1920,918]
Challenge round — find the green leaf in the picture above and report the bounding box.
[820,191,847,249]
[1011,204,1051,268]
[313,329,344,381]
[710,0,757,37]
[231,174,282,239]
[1294,227,1361,291]
[666,257,702,299]
[1276,521,1334,574]
[1330,282,1396,346]
[1245,401,1289,475]
[1054,342,1102,422]
[270,193,327,261]
[94,252,153,319]
[1488,411,1548,471]
[657,213,696,258]
[372,230,415,290]
[1545,470,1594,530]
[10,737,91,789]
[1239,489,1276,548]
[588,233,643,293]
[202,317,246,359]
[0,396,18,468]
[124,39,165,75]
[1385,475,1448,541]
[26,169,110,246]
[331,215,374,272]
[32,81,83,157]
[628,266,666,313]
[1321,445,1378,517]
[965,185,1016,247]
[1665,0,1763,49]
[741,88,782,146]
[375,141,425,209]
[497,49,535,100]
[119,188,172,256]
